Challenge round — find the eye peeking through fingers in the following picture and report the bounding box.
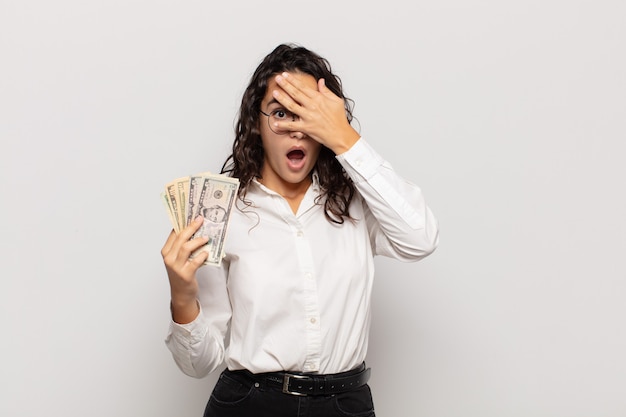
[271,109,297,121]
[260,108,300,135]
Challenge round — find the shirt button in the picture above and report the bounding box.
[297,230,304,237]
[310,318,316,324]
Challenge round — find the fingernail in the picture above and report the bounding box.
[282,72,289,78]
[275,75,283,83]
[194,216,203,223]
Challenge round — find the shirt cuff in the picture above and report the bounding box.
[169,303,209,344]
[335,138,385,182]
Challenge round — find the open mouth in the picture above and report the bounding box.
[286,148,306,170]
[287,149,305,161]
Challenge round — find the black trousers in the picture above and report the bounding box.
[203,368,376,417]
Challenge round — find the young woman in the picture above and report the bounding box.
[161,43,439,417]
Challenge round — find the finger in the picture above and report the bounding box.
[186,248,210,268]
[182,234,210,256]
[275,72,316,102]
[165,234,208,272]
[161,229,177,258]
[179,215,205,241]
[176,235,210,266]
[271,88,301,113]
[165,216,205,264]
[175,242,210,280]
[165,237,209,279]
[318,78,334,97]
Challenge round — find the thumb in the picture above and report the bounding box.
[318,78,341,101]
[318,78,331,94]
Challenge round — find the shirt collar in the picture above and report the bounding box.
[252,170,321,195]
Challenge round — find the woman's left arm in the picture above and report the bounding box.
[337,138,439,261]
[272,72,439,260]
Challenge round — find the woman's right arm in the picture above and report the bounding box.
[161,216,207,323]
[161,216,231,378]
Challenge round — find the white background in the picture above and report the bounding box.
[1,1,625,416]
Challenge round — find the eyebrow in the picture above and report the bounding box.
[265,98,281,110]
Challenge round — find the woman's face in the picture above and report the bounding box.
[257,72,322,195]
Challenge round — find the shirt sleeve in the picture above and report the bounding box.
[336,137,439,261]
[164,263,232,378]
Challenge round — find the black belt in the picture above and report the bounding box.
[232,363,371,396]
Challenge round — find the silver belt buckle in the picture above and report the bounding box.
[282,373,308,396]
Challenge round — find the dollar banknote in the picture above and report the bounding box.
[164,176,189,233]
[162,172,239,267]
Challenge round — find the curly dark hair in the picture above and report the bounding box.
[220,43,356,224]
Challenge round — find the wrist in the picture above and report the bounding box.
[330,128,360,155]
[170,298,200,324]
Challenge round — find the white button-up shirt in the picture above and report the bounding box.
[165,138,439,376]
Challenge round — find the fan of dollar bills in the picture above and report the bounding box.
[161,172,239,267]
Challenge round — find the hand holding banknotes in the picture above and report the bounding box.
[161,172,239,267]
[160,172,239,323]
[160,216,208,324]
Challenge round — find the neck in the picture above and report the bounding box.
[258,176,311,214]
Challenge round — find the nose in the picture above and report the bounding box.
[289,130,306,139]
